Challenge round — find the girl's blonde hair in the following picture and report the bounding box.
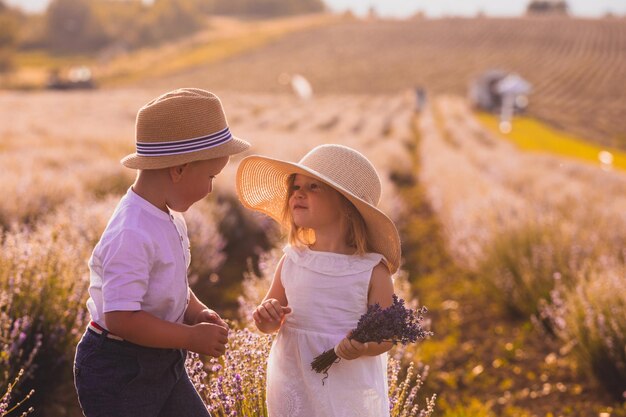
[281,174,371,255]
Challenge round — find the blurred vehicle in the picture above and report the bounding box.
[47,65,96,90]
[469,70,532,133]
[469,70,531,113]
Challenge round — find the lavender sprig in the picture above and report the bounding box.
[311,295,432,377]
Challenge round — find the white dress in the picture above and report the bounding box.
[266,245,390,417]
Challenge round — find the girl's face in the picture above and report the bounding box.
[288,174,345,230]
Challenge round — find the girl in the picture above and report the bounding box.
[236,144,401,417]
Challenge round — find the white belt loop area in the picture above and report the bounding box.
[88,321,125,341]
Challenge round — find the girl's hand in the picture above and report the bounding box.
[253,299,292,326]
[194,309,229,330]
[335,332,369,360]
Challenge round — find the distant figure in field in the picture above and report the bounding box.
[414,87,427,113]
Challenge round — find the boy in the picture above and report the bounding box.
[74,88,250,417]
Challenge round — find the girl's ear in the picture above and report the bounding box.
[169,163,189,183]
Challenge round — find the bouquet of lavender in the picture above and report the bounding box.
[311,295,432,375]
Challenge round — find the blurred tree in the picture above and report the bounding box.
[92,0,203,50]
[201,0,325,17]
[0,1,20,72]
[33,0,324,56]
[45,0,109,53]
[136,0,204,45]
[91,0,145,49]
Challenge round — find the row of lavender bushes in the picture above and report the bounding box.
[477,208,626,400]
[419,97,626,402]
[188,249,436,417]
[0,197,435,415]
[0,198,115,415]
[186,333,436,417]
[0,195,228,415]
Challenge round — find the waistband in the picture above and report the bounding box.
[282,322,348,338]
[85,323,181,356]
[88,321,124,341]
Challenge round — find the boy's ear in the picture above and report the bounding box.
[169,164,189,183]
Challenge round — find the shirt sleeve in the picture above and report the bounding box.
[101,229,153,313]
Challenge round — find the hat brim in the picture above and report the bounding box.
[121,136,250,169]
[236,155,401,274]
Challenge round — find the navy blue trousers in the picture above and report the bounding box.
[74,328,212,417]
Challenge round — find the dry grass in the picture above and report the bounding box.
[7,15,625,148]
[152,16,626,149]
[0,14,338,90]
[477,113,626,171]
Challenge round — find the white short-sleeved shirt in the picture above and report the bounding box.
[86,188,191,329]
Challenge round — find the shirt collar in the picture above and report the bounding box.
[126,187,172,221]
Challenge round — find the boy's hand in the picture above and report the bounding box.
[335,332,368,360]
[194,308,229,330]
[188,322,229,357]
[253,299,292,326]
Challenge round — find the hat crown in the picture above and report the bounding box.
[299,145,381,205]
[122,88,250,170]
[136,88,227,143]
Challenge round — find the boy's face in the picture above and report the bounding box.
[169,156,229,212]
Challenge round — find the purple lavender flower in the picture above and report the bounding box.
[311,295,432,376]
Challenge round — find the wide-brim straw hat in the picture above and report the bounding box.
[236,144,401,274]
[121,88,250,169]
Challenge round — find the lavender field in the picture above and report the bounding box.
[1,10,626,417]
[1,85,624,416]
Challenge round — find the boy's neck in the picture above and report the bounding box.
[132,170,170,213]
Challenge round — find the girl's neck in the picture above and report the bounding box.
[309,233,354,255]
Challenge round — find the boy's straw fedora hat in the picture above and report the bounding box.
[236,144,401,274]
[121,88,250,169]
